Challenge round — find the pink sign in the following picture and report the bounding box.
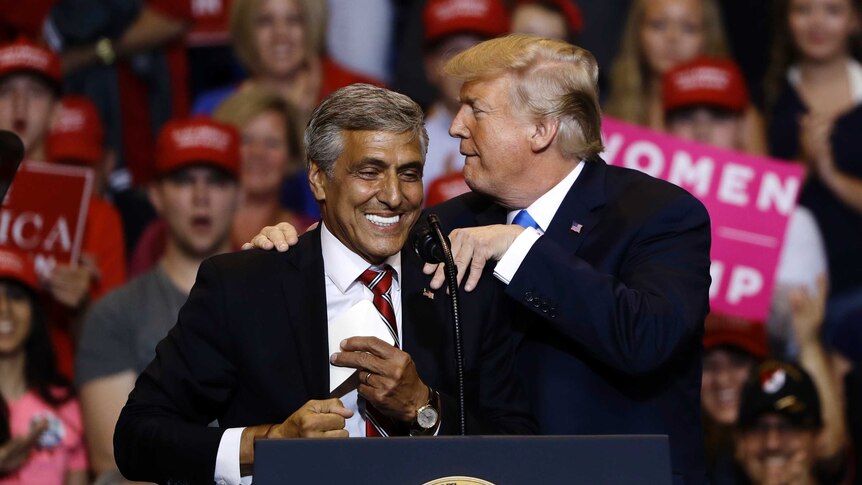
[601,117,805,321]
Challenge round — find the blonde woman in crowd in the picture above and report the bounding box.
[605,0,728,127]
[193,0,378,116]
[213,87,314,244]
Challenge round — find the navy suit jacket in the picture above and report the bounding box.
[433,158,712,485]
[114,227,535,484]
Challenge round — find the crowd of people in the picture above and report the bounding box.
[0,0,859,484]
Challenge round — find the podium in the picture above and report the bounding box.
[254,435,672,484]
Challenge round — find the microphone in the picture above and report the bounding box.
[413,213,466,436]
[413,217,447,264]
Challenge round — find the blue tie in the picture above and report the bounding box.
[512,210,540,230]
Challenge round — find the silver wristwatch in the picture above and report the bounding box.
[411,388,440,435]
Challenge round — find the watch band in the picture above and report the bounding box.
[411,386,440,435]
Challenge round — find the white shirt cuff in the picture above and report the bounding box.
[494,228,542,285]
[215,427,250,485]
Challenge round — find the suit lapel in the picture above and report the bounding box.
[399,244,443,357]
[543,158,607,255]
[280,227,330,399]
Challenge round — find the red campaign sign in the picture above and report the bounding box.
[0,161,94,279]
[600,117,806,321]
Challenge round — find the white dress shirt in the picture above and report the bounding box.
[494,162,585,284]
[214,222,403,485]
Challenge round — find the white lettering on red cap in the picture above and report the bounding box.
[172,126,231,151]
[434,0,490,21]
[192,0,223,16]
[0,250,25,273]
[761,368,786,394]
[0,46,51,71]
[674,67,730,92]
[53,109,86,133]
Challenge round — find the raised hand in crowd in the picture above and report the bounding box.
[789,274,847,466]
[0,419,47,476]
[44,255,100,310]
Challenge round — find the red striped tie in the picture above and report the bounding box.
[358,266,403,437]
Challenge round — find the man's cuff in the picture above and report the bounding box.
[215,427,248,485]
[494,228,542,284]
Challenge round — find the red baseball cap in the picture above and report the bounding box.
[47,96,105,166]
[0,247,39,292]
[423,0,510,45]
[663,57,749,114]
[703,313,768,359]
[515,0,584,34]
[155,117,240,179]
[426,172,470,207]
[0,37,62,92]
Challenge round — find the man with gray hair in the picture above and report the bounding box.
[252,35,713,484]
[112,84,534,485]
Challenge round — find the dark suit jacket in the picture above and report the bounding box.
[113,227,535,484]
[433,159,712,485]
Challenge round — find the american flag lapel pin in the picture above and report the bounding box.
[422,288,435,300]
[570,221,583,234]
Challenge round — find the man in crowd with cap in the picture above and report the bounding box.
[420,0,509,201]
[0,37,127,378]
[735,360,830,485]
[0,37,61,163]
[75,117,242,483]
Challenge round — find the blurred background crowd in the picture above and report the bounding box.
[0,0,860,483]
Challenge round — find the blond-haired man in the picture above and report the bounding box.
[434,35,711,485]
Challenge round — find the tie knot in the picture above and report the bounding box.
[513,210,540,230]
[359,266,393,295]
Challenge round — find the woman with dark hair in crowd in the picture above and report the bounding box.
[765,0,862,357]
[700,315,769,485]
[0,249,87,485]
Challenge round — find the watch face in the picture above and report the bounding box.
[417,406,439,429]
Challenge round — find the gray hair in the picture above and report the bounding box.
[305,83,428,175]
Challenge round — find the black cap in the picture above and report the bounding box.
[737,360,822,430]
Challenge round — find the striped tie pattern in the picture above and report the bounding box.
[358,266,404,437]
[359,266,399,348]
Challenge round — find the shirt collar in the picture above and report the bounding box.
[320,222,401,294]
[506,161,585,231]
